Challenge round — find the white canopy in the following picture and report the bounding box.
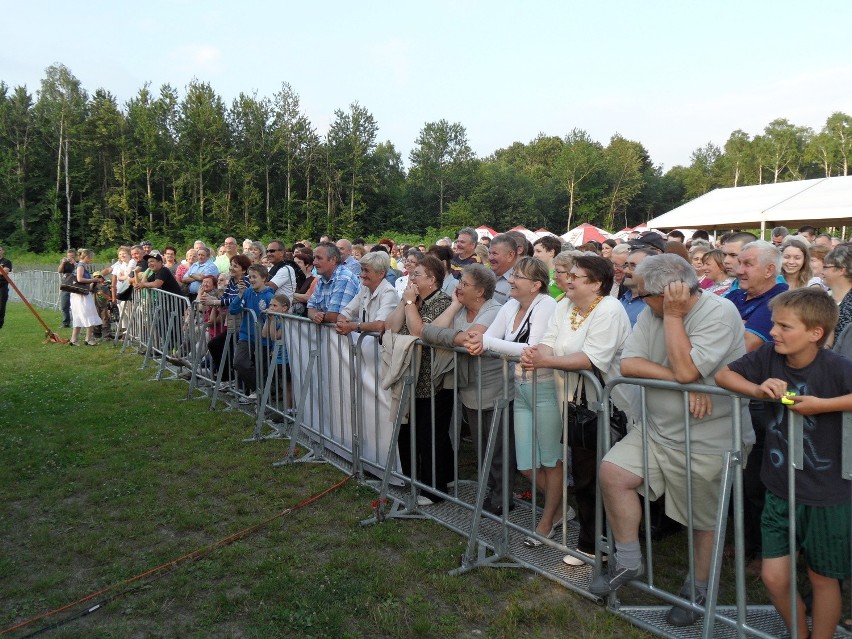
[645,176,852,233]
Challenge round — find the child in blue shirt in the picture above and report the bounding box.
[229,264,274,403]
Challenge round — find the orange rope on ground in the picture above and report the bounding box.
[0,474,353,636]
[0,270,66,344]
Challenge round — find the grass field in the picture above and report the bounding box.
[0,303,655,639]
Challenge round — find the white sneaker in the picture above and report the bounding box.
[217,381,233,391]
[239,392,257,405]
[563,549,607,567]
[416,495,434,506]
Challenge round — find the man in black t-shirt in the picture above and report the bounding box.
[136,252,183,296]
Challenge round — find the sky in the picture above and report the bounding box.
[2,0,851,172]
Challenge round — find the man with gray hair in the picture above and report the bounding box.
[307,242,361,325]
[770,226,788,247]
[450,227,480,279]
[592,254,754,628]
[336,251,399,335]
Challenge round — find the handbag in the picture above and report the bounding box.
[60,271,91,296]
[565,368,627,450]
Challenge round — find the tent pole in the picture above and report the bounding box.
[760,220,766,240]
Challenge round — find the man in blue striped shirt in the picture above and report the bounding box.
[307,243,360,324]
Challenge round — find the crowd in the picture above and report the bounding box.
[52,224,851,637]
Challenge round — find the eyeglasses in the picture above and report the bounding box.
[510,273,533,281]
[636,291,660,300]
[823,264,842,270]
[566,273,591,282]
[266,248,280,252]
[554,269,570,275]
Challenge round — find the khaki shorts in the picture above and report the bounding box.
[603,428,736,531]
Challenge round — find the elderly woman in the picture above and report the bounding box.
[395,249,424,297]
[520,255,631,566]
[551,250,583,302]
[385,255,453,504]
[465,257,563,542]
[688,240,714,287]
[69,249,104,346]
[420,264,506,512]
[336,251,400,335]
[780,237,812,289]
[823,244,852,358]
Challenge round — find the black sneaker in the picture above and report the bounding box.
[588,562,644,596]
[665,587,706,627]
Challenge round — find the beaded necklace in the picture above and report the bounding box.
[569,295,605,331]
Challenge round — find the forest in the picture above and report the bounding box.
[1,63,850,251]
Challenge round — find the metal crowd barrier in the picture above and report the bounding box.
[600,378,851,639]
[10,272,850,639]
[7,270,61,310]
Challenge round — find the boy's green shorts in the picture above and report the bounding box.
[762,491,851,579]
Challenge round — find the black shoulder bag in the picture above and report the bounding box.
[565,368,628,450]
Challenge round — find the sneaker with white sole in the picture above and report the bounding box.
[563,549,608,567]
[588,562,644,596]
[238,392,257,405]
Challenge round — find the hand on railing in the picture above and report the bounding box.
[688,392,713,419]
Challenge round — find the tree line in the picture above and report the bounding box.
[1,63,849,252]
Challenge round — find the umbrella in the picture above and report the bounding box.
[507,225,539,242]
[534,228,557,238]
[560,223,613,246]
[475,225,498,240]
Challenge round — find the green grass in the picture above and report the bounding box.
[0,303,653,639]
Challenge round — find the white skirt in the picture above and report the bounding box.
[70,292,102,327]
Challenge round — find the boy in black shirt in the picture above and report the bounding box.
[717,288,852,639]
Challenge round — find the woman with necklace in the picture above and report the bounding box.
[465,257,566,544]
[520,255,631,567]
[385,255,453,504]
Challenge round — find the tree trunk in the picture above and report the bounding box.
[64,137,71,250]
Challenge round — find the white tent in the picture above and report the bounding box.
[645,176,852,235]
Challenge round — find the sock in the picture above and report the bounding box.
[682,577,708,598]
[614,540,642,570]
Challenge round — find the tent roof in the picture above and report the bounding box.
[645,176,852,231]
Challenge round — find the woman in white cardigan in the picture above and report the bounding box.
[464,256,562,546]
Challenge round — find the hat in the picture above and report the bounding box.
[627,231,666,252]
[142,251,163,262]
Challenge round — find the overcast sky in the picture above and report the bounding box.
[3,0,850,171]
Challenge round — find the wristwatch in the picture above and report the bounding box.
[405,300,414,306]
